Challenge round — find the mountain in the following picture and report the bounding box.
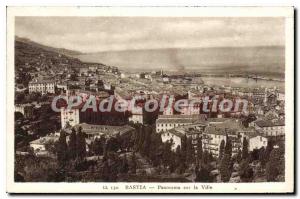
[15,36,82,56]
[15,38,84,71]
[76,46,285,77]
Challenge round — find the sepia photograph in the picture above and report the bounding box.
[6,7,294,193]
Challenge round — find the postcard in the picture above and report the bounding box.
[6,6,294,193]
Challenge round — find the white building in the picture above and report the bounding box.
[277,92,285,101]
[61,107,80,128]
[29,79,56,94]
[179,100,201,115]
[247,134,268,151]
[161,124,206,151]
[202,126,227,157]
[129,105,144,124]
[161,129,185,151]
[15,104,34,118]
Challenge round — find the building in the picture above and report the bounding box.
[79,67,89,76]
[252,88,266,104]
[264,92,277,105]
[161,123,206,151]
[277,92,285,101]
[247,133,268,151]
[29,133,60,154]
[15,104,34,118]
[89,65,98,72]
[56,83,68,94]
[60,96,130,128]
[201,118,260,157]
[179,100,201,115]
[129,105,144,124]
[29,79,56,94]
[251,119,285,137]
[161,128,185,151]
[202,126,227,157]
[61,107,81,128]
[156,114,204,133]
[70,123,135,140]
[159,117,267,158]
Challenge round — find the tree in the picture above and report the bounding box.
[56,130,68,167]
[202,150,210,165]
[148,131,163,167]
[264,139,274,163]
[239,159,254,182]
[196,136,203,165]
[242,137,249,160]
[175,145,186,174]
[236,149,242,163]
[195,165,211,182]
[224,137,232,157]
[140,125,151,157]
[258,147,266,167]
[162,139,175,171]
[76,127,87,160]
[250,148,260,162]
[219,154,232,182]
[107,137,120,152]
[119,154,129,174]
[138,125,145,152]
[68,128,77,160]
[70,73,78,81]
[90,135,106,155]
[219,140,225,161]
[266,147,284,182]
[101,160,110,181]
[241,114,256,127]
[186,137,195,165]
[130,152,137,174]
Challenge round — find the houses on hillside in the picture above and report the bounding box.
[159,118,276,158]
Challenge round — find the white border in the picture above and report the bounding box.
[6,6,294,193]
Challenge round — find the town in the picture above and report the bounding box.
[14,37,285,183]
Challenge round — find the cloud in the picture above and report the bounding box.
[15,17,285,53]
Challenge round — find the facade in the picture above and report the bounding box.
[161,129,185,151]
[248,135,268,151]
[202,126,227,157]
[30,134,60,153]
[252,119,285,137]
[156,115,202,133]
[29,79,56,94]
[277,92,285,101]
[129,105,144,124]
[71,123,135,140]
[202,119,262,157]
[61,107,80,128]
[160,123,206,151]
[179,100,201,115]
[15,104,34,118]
[79,67,89,76]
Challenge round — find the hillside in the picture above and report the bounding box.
[14,37,109,75]
[15,38,84,72]
[15,36,82,56]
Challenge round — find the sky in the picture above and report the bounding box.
[15,17,285,53]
